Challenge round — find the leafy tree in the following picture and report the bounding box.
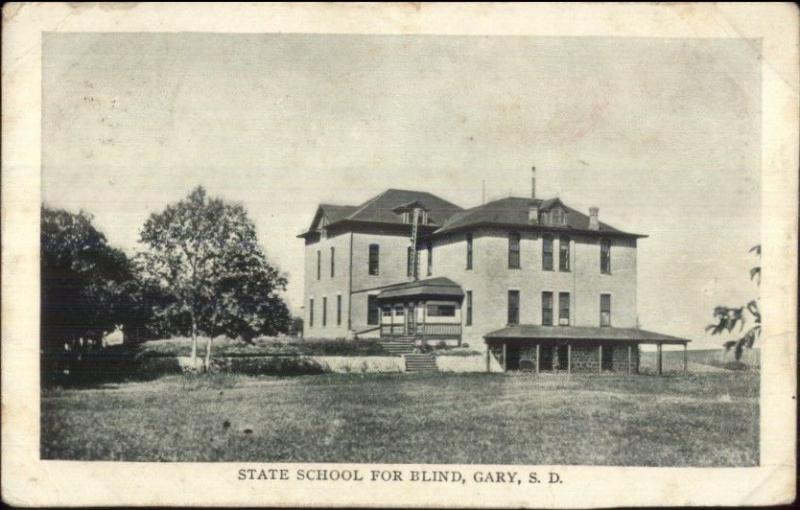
[40,206,136,384]
[138,186,290,370]
[706,245,761,360]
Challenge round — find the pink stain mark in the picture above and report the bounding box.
[564,96,610,144]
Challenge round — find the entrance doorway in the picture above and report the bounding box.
[601,345,614,371]
[406,304,414,336]
[539,345,554,371]
[506,346,521,370]
[557,345,569,370]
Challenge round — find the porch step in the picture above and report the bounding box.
[404,353,438,373]
[380,337,416,355]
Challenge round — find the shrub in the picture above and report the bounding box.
[722,361,750,371]
[224,356,326,376]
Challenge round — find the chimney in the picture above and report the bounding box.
[589,206,600,230]
[530,166,536,199]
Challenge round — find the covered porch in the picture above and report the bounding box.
[377,277,464,344]
[484,325,691,375]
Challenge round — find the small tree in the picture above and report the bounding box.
[706,245,761,360]
[139,186,289,370]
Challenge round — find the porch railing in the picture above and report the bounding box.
[380,323,461,339]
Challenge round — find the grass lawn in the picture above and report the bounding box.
[41,371,759,466]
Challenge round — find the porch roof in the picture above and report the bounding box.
[377,277,464,301]
[484,325,690,344]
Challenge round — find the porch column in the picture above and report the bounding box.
[567,343,571,374]
[535,343,540,374]
[627,344,632,375]
[656,343,663,376]
[417,301,428,340]
[598,345,603,374]
[502,342,507,372]
[485,344,490,373]
[683,343,688,375]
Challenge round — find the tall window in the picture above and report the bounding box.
[542,235,554,271]
[368,244,380,275]
[427,241,433,276]
[465,290,473,326]
[367,295,379,325]
[600,294,611,327]
[601,238,611,274]
[558,292,570,326]
[309,298,314,327]
[316,250,321,280]
[336,295,342,326]
[508,232,521,269]
[407,246,414,277]
[330,247,335,277]
[466,233,473,270]
[559,236,570,272]
[542,291,553,326]
[322,297,327,327]
[507,290,520,325]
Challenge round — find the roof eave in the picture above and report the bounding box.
[432,221,647,239]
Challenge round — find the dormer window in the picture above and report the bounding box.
[551,208,565,225]
[541,206,568,226]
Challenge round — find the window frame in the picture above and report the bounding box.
[426,240,433,276]
[541,291,553,326]
[465,290,473,326]
[316,250,321,280]
[426,304,457,317]
[559,236,571,272]
[600,293,611,327]
[507,290,520,326]
[368,243,380,276]
[542,235,554,271]
[322,296,327,327]
[336,294,342,326]
[330,246,335,277]
[466,233,473,270]
[508,232,521,269]
[601,238,612,274]
[309,298,314,328]
[367,295,380,325]
[558,292,570,326]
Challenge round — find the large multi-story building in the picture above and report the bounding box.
[299,169,689,373]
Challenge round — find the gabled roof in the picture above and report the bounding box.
[299,189,464,237]
[319,204,359,223]
[300,189,644,239]
[484,325,690,344]
[347,189,463,226]
[377,277,464,301]
[435,196,643,238]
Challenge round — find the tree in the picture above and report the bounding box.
[706,245,761,360]
[138,186,290,370]
[41,206,135,384]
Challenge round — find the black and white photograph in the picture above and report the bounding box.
[2,3,797,508]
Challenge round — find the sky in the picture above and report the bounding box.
[42,33,761,348]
